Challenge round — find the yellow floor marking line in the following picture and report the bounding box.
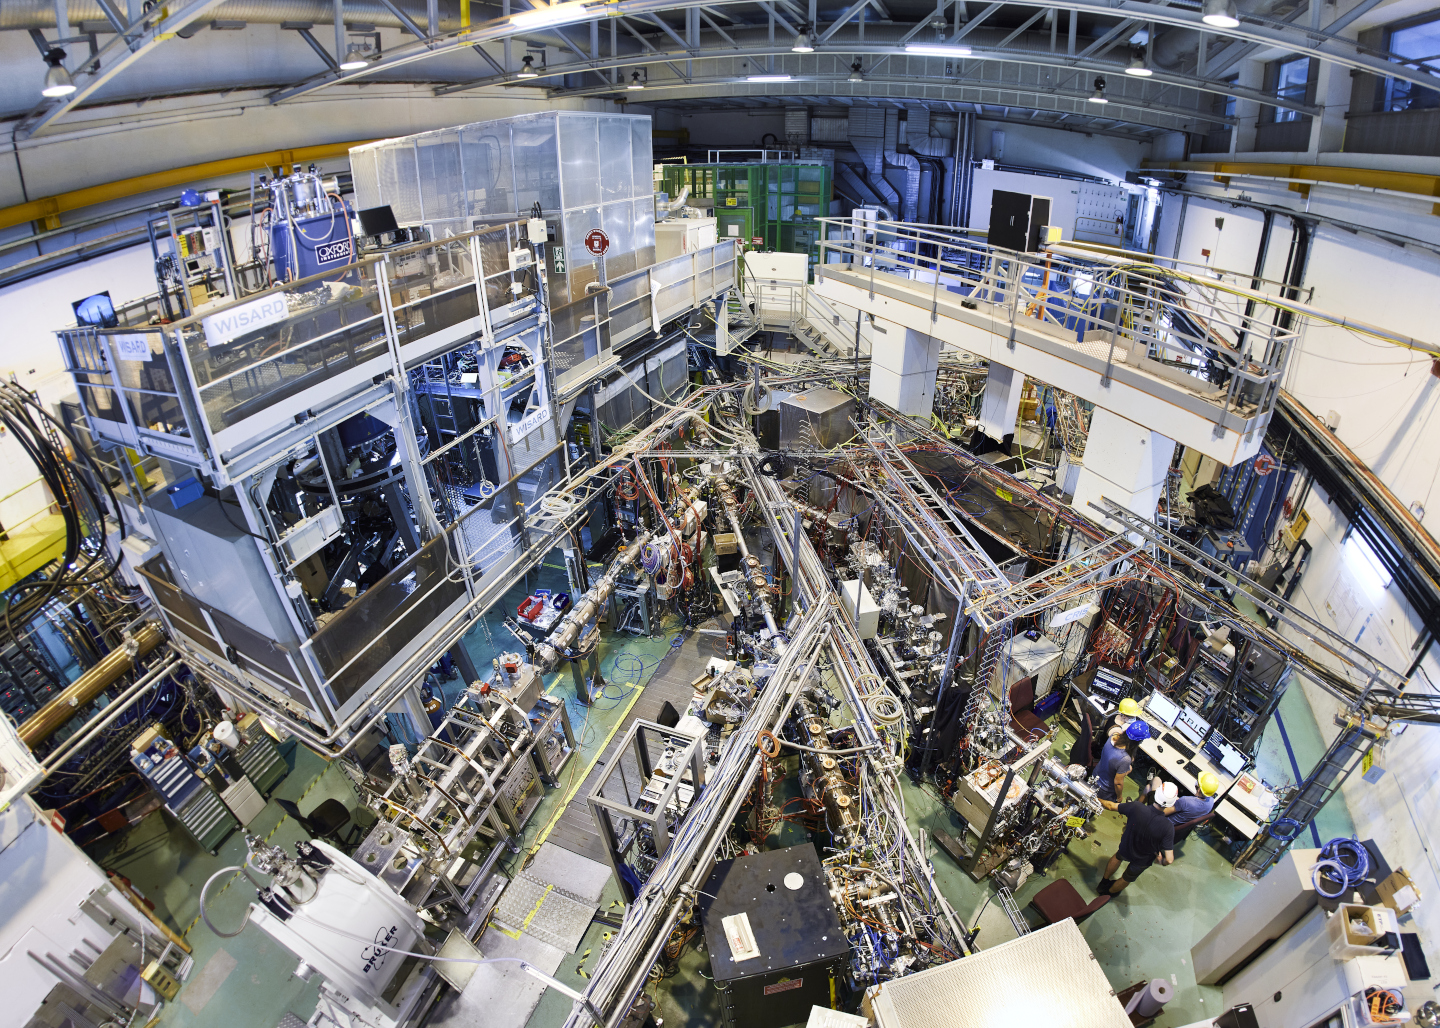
[183,764,332,938]
[524,683,648,860]
[493,883,555,939]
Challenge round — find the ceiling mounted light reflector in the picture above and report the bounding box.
[340,43,370,70]
[517,55,539,77]
[747,74,793,81]
[792,29,814,52]
[905,43,972,56]
[41,49,76,98]
[1202,0,1241,28]
[848,61,864,83]
[628,70,644,90]
[1088,75,1108,102]
[1125,52,1153,76]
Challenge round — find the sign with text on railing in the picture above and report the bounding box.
[113,334,152,362]
[202,294,288,348]
[509,405,551,443]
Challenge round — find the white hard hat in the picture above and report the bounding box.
[1155,781,1179,807]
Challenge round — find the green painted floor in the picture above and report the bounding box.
[82,549,1364,1028]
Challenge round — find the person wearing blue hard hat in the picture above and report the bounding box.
[1094,718,1150,802]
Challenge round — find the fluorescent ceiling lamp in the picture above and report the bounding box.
[1125,53,1153,76]
[628,71,644,90]
[512,2,585,30]
[41,50,75,98]
[747,74,792,81]
[517,55,539,77]
[905,43,972,56]
[792,30,814,52]
[340,43,370,70]
[1201,0,1241,28]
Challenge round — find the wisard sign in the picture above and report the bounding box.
[202,294,289,348]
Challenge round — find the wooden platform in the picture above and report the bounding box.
[545,624,729,865]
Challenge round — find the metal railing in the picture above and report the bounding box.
[58,223,530,482]
[816,217,1304,432]
[551,239,740,397]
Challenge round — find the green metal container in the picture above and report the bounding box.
[658,161,832,274]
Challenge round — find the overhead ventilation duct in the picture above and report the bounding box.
[886,109,920,223]
[847,106,901,217]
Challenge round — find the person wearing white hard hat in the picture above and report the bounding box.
[1095,780,1177,896]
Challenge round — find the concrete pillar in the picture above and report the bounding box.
[866,318,941,416]
[1072,407,1176,527]
[1232,58,1264,154]
[977,363,1025,448]
[1310,59,1351,157]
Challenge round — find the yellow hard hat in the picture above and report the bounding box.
[1198,771,1220,796]
[1118,698,1142,717]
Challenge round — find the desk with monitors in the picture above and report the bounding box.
[1136,692,1276,839]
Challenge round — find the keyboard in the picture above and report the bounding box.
[1164,735,1196,759]
[1184,761,1203,778]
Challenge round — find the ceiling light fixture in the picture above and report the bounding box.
[340,43,370,70]
[512,2,585,30]
[41,49,76,98]
[518,54,539,78]
[905,43,972,56]
[1088,76,1109,103]
[848,60,864,83]
[628,70,644,90]
[747,73,793,81]
[1125,51,1153,76]
[792,28,814,52]
[1201,0,1241,28]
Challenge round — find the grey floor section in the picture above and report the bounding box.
[526,842,614,906]
[546,626,728,865]
[427,926,564,1028]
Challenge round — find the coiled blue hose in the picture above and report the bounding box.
[1313,836,1371,897]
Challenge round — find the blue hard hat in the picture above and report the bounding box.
[1125,719,1152,742]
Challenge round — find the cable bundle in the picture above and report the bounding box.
[0,382,128,683]
[1312,836,1372,898]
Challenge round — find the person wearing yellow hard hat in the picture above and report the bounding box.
[1099,696,1144,748]
[1162,770,1220,826]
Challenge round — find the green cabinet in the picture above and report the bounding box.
[658,161,832,274]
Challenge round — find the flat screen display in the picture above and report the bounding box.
[1144,691,1181,728]
[1205,736,1247,777]
[72,291,118,328]
[1176,705,1211,745]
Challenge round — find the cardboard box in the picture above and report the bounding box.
[1327,903,1399,961]
[1375,868,1422,917]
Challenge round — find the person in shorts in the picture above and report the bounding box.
[1096,781,1177,895]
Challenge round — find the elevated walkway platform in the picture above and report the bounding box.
[812,220,1302,467]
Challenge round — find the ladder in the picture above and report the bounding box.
[961,623,1013,749]
[1233,714,1381,880]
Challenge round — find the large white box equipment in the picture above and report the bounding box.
[867,919,1131,1027]
[840,579,880,639]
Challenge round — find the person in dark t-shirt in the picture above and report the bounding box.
[1095,781,1177,895]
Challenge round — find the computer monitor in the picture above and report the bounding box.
[358,205,400,237]
[1144,691,1181,728]
[72,291,118,328]
[1204,736,1247,777]
[1175,705,1211,745]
